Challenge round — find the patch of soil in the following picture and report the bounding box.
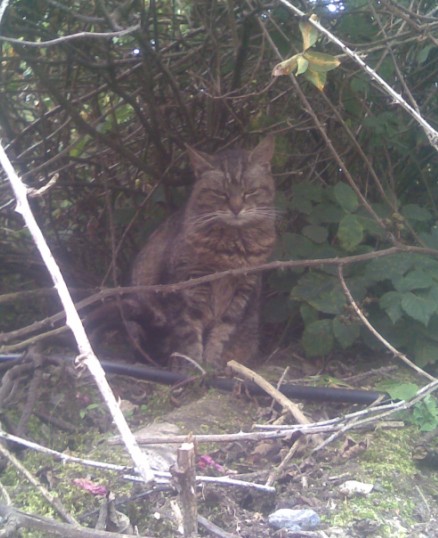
[1,351,438,537]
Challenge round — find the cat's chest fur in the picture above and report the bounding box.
[131,137,276,367]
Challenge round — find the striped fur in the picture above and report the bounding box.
[131,137,276,367]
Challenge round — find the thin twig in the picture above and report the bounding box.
[0,25,140,47]
[337,264,436,382]
[0,142,155,484]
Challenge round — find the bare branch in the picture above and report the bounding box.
[0,25,140,47]
[0,142,155,485]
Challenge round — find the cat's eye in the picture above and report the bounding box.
[210,189,228,200]
[243,189,259,199]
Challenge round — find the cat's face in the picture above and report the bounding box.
[186,137,276,228]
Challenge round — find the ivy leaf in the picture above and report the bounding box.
[303,50,341,72]
[379,291,403,324]
[333,317,360,349]
[299,18,319,51]
[401,292,436,326]
[302,319,334,357]
[334,182,359,212]
[337,214,364,251]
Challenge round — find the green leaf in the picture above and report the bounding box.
[401,204,432,222]
[296,55,309,75]
[379,291,403,324]
[272,54,300,77]
[364,253,417,283]
[393,269,433,292]
[276,232,315,259]
[302,225,328,244]
[412,396,438,432]
[291,183,323,203]
[334,183,359,212]
[357,216,386,238]
[302,319,334,357]
[291,272,346,314]
[413,337,438,368]
[303,50,341,72]
[303,69,326,91]
[417,44,434,64]
[299,19,319,50]
[69,134,92,158]
[420,228,438,249]
[309,202,344,224]
[337,214,364,251]
[377,381,418,401]
[401,292,436,326]
[333,317,360,349]
[300,303,319,325]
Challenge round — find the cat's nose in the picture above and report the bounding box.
[229,195,243,215]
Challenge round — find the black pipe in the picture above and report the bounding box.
[0,353,388,405]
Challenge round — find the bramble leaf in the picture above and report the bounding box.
[377,381,418,401]
[333,316,360,349]
[401,204,432,222]
[337,214,364,251]
[302,319,334,357]
[401,292,436,326]
[291,272,346,314]
[334,182,359,212]
[413,336,438,368]
[379,291,403,324]
[393,269,433,293]
[302,224,328,244]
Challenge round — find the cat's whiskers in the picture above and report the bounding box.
[188,207,281,229]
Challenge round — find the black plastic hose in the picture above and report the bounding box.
[0,353,388,404]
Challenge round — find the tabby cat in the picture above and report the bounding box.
[129,136,277,368]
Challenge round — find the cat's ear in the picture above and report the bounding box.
[186,145,216,178]
[249,135,275,165]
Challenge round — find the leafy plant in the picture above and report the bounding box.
[274,181,438,365]
[411,395,438,432]
[272,15,340,90]
[375,382,438,431]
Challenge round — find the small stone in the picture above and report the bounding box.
[339,480,374,497]
[268,508,321,531]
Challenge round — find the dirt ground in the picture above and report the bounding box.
[1,349,438,537]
